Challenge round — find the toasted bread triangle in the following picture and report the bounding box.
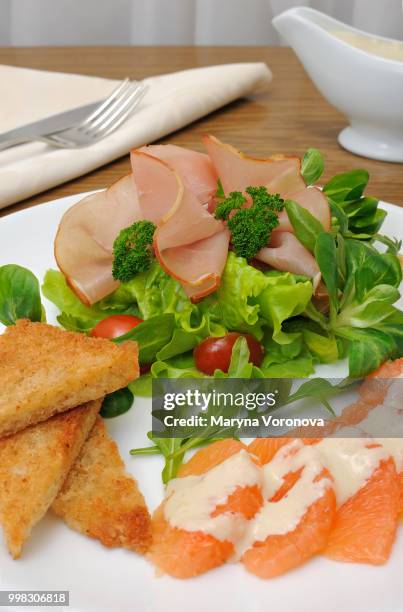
[53,417,152,554]
[0,399,100,558]
[0,320,138,437]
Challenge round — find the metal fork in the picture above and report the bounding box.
[0,79,146,150]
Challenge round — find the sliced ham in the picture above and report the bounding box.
[256,232,321,289]
[278,186,331,233]
[131,151,229,301]
[158,231,231,302]
[137,144,218,207]
[55,137,327,307]
[132,151,222,249]
[203,134,330,232]
[54,174,140,305]
[55,149,225,306]
[203,134,305,196]
[203,135,329,284]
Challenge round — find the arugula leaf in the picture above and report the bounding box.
[56,312,93,332]
[226,336,254,378]
[285,199,325,252]
[0,264,43,325]
[284,378,358,415]
[372,234,402,255]
[147,434,183,484]
[113,314,175,364]
[129,445,161,456]
[301,148,325,185]
[128,374,152,397]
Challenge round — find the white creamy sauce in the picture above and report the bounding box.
[332,30,403,62]
[163,386,403,555]
[315,438,386,506]
[234,441,330,559]
[164,450,262,542]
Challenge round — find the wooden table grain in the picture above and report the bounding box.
[1,45,402,218]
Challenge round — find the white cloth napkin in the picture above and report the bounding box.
[0,62,272,209]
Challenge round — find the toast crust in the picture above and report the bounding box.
[0,320,138,437]
[53,417,152,554]
[0,399,101,558]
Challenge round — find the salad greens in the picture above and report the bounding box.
[5,151,402,388]
[100,387,134,418]
[310,232,402,377]
[301,148,325,185]
[42,188,402,384]
[0,264,43,326]
[284,199,324,253]
[1,147,402,483]
[131,337,355,482]
[323,169,386,238]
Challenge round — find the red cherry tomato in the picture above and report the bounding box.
[91,314,143,339]
[194,332,264,375]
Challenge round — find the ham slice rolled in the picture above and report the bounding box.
[137,144,218,207]
[131,151,229,301]
[55,174,140,305]
[203,135,330,284]
[256,232,321,289]
[55,146,226,305]
[55,137,328,306]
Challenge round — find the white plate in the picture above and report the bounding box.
[0,195,402,612]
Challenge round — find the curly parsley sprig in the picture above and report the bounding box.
[215,185,284,259]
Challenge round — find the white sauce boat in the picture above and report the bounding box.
[272,7,403,163]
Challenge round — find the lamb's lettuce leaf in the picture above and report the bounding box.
[0,264,43,325]
[301,148,325,185]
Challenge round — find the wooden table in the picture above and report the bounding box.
[1,46,402,218]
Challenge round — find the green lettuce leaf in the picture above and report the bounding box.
[303,330,339,364]
[128,374,152,398]
[101,262,225,352]
[42,269,135,331]
[257,272,313,344]
[261,355,315,378]
[216,252,270,338]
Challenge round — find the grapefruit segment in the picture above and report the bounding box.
[150,440,263,578]
[150,504,233,579]
[325,458,400,564]
[242,440,336,579]
[242,484,335,578]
